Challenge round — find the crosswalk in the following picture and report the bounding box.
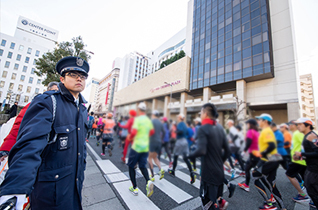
[92,153,245,210]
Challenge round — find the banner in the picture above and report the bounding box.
[105,83,110,105]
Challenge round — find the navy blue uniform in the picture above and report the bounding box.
[0,83,88,210]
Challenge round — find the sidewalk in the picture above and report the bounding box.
[82,153,124,210]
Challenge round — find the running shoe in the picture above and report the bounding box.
[299,180,305,191]
[231,169,236,179]
[149,175,155,182]
[168,169,175,177]
[169,162,173,168]
[108,149,112,157]
[193,168,197,172]
[309,201,316,209]
[101,153,105,156]
[268,194,276,204]
[146,180,154,197]
[292,194,310,202]
[96,141,100,146]
[228,183,236,198]
[259,202,277,210]
[219,199,229,210]
[86,139,89,142]
[190,172,196,184]
[239,172,246,177]
[159,169,165,180]
[238,183,250,192]
[129,186,138,196]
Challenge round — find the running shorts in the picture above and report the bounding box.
[149,142,161,154]
[286,162,307,179]
[173,138,189,156]
[127,149,149,169]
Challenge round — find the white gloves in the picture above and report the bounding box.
[0,194,27,210]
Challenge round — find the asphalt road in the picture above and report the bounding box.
[86,135,312,210]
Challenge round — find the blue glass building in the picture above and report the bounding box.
[190,0,274,91]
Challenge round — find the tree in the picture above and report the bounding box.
[34,36,91,86]
[231,96,249,126]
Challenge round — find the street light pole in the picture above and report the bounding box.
[164,82,172,120]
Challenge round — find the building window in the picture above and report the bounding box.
[25,57,30,63]
[16,94,21,102]
[10,42,15,49]
[0,49,3,56]
[5,61,10,68]
[2,71,7,78]
[29,77,33,84]
[16,54,22,61]
[27,48,32,54]
[35,50,40,57]
[33,59,36,65]
[37,79,41,84]
[23,66,27,72]
[20,75,25,81]
[19,45,24,51]
[0,81,5,88]
[24,96,29,103]
[18,84,23,92]
[26,86,31,93]
[7,52,13,59]
[35,88,39,94]
[14,63,19,70]
[11,73,17,80]
[9,83,14,90]
[1,39,6,46]
[31,68,35,74]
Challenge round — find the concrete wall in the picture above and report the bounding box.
[252,109,288,124]
[114,56,191,106]
[246,0,299,115]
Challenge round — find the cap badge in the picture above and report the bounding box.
[76,58,84,67]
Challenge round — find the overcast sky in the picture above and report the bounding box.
[1,0,317,104]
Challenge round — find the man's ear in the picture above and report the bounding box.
[60,76,64,83]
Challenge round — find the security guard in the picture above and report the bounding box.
[0,56,89,210]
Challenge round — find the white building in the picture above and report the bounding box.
[82,77,100,112]
[300,74,316,123]
[0,16,58,107]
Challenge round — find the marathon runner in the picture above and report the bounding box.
[127,103,154,197]
[188,103,231,210]
[101,113,115,157]
[252,114,286,210]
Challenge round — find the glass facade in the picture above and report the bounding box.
[190,0,273,90]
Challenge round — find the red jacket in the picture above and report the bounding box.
[118,117,134,134]
[0,103,30,152]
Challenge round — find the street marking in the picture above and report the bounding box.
[113,180,160,210]
[171,197,201,210]
[86,143,102,161]
[175,170,200,189]
[153,178,193,204]
[106,172,130,183]
[96,159,121,174]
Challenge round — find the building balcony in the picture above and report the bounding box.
[185,98,203,107]
[209,94,235,105]
[168,102,181,109]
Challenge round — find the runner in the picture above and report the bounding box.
[101,113,115,157]
[148,110,165,181]
[169,121,177,157]
[293,118,318,208]
[252,113,286,210]
[96,115,103,146]
[168,114,196,184]
[86,112,95,141]
[190,117,202,173]
[226,120,245,176]
[270,123,288,170]
[188,103,231,210]
[238,119,260,192]
[127,103,154,197]
[119,116,129,149]
[92,116,98,139]
[281,123,292,162]
[159,117,172,166]
[118,110,137,163]
[285,120,309,202]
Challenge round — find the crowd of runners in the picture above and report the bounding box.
[87,102,318,210]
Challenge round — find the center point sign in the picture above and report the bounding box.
[150,79,181,93]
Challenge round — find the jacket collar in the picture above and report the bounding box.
[58,82,87,104]
[202,118,216,125]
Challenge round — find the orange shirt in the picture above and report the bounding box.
[283,130,292,149]
[102,119,115,134]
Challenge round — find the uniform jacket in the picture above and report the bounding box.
[0,83,88,210]
[9,104,18,119]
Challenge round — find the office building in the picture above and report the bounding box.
[83,77,100,112]
[0,16,58,107]
[299,74,316,123]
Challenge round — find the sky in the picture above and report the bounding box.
[1,0,317,104]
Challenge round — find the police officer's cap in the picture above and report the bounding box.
[56,56,89,76]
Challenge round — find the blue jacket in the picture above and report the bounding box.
[0,83,88,210]
[177,121,188,139]
[187,127,194,147]
[274,130,287,156]
[163,122,170,142]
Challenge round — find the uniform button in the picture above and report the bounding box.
[78,153,80,156]
[78,128,80,131]
[76,178,78,181]
[66,129,69,132]
[55,175,59,179]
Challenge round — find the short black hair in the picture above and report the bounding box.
[304,123,314,131]
[271,122,277,127]
[235,125,242,131]
[90,111,94,115]
[202,103,219,118]
[187,121,192,126]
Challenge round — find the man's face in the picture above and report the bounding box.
[14,102,18,106]
[200,109,207,121]
[297,123,306,133]
[271,125,277,132]
[60,71,86,94]
[289,124,297,131]
[257,119,265,128]
[103,114,106,118]
[49,85,59,91]
[279,127,284,133]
